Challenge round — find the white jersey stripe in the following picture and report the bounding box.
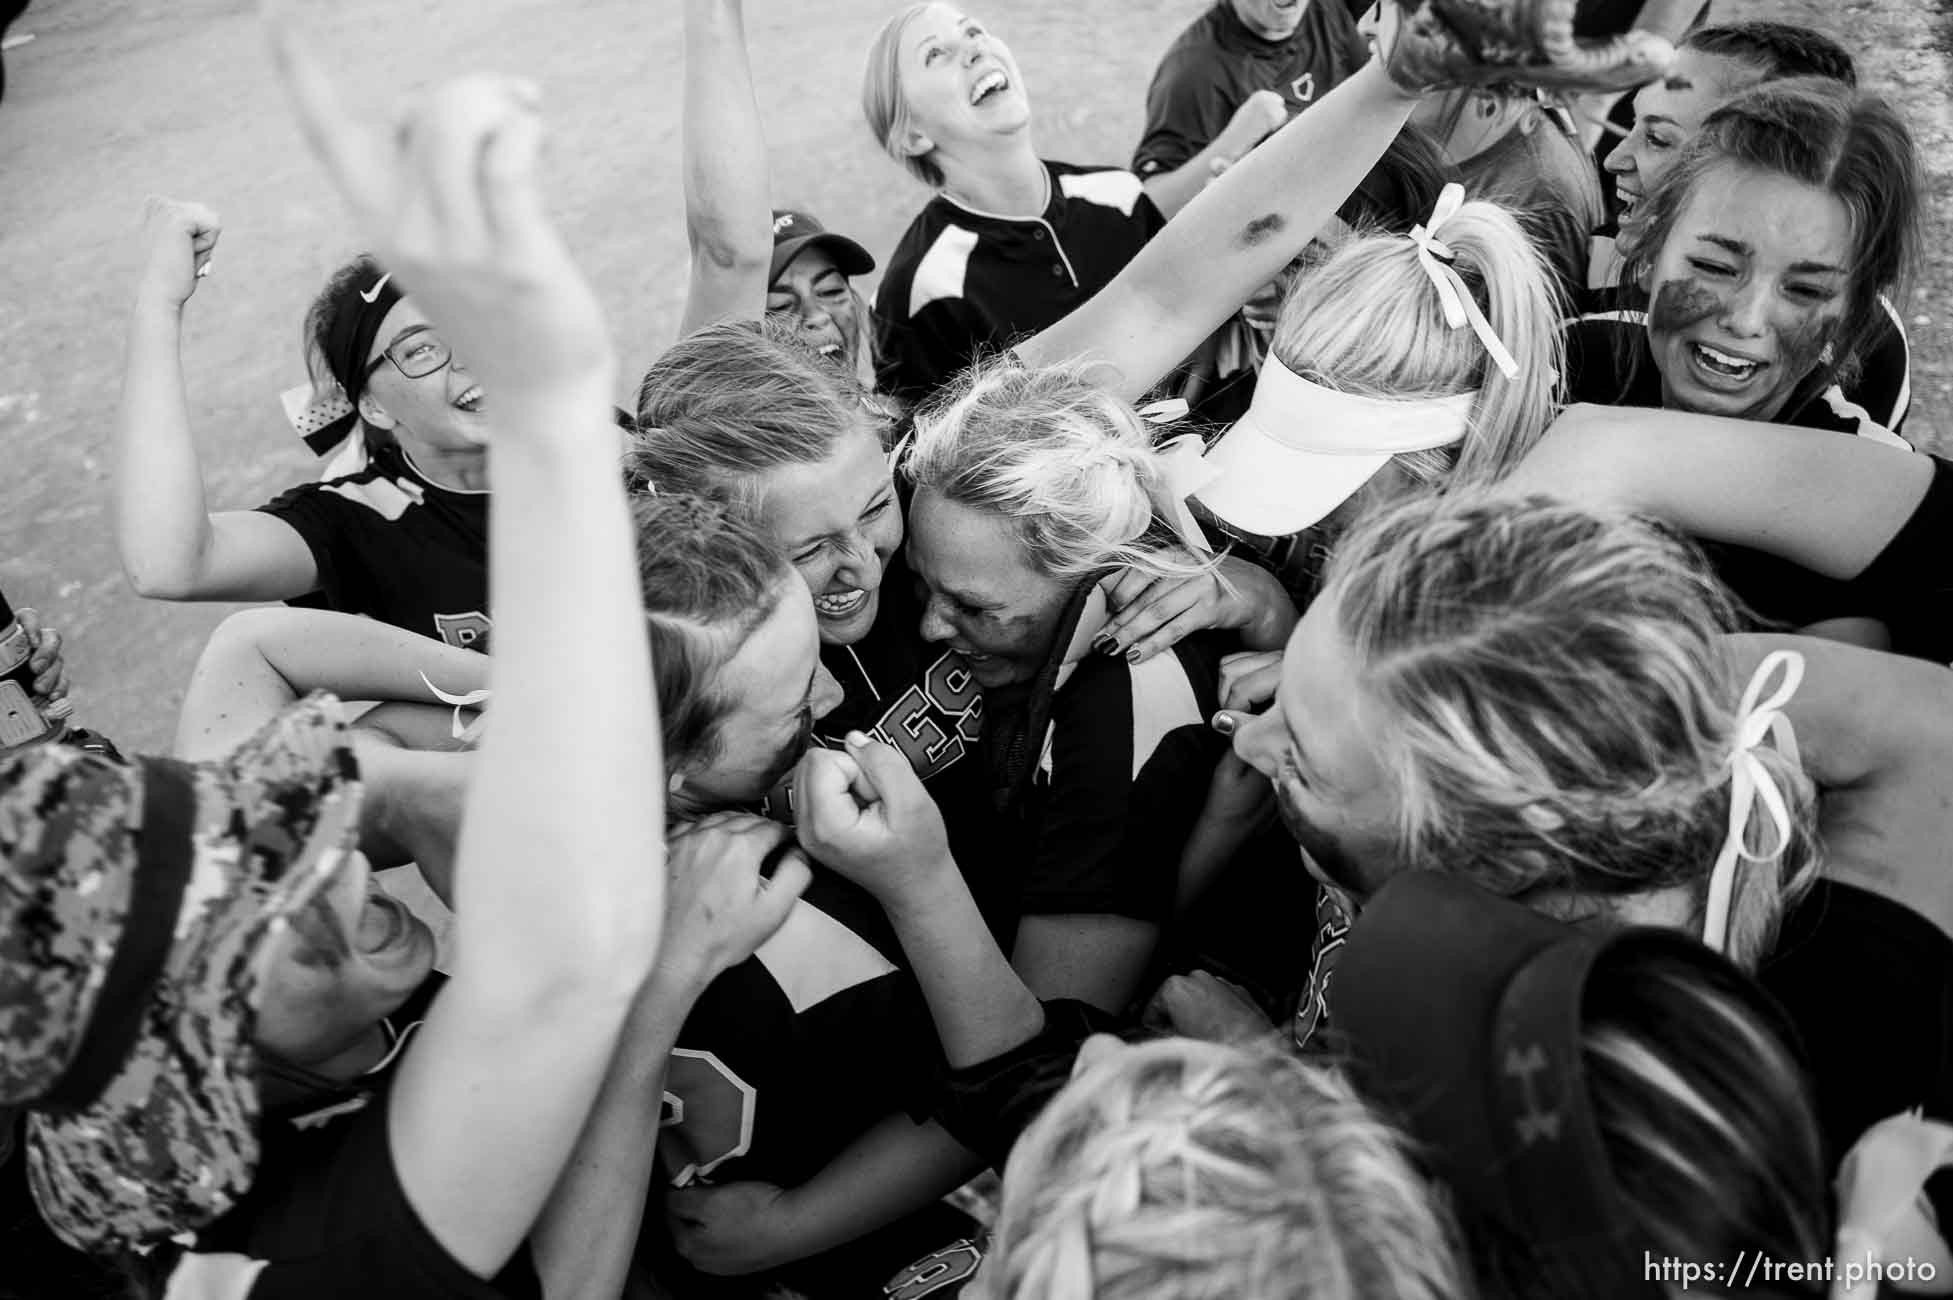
[164,1252,268,1300]
[907,224,981,316]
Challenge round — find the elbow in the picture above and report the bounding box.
[123,559,199,601]
[685,215,773,279]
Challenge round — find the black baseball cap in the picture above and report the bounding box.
[1330,872,1725,1295]
[769,210,875,286]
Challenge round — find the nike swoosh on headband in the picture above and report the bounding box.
[359,273,393,304]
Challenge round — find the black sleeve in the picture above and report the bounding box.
[1021,661,1221,923]
[1760,881,1953,1233]
[255,483,350,606]
[1850,455,1953,663]
[934,1000,1128,1170]
[213,1109,536,1300]
[1131,51,1225,179]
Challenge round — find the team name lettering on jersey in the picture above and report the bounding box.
[869,651,983,779]
[661,1049,758,1186]
[432,611,492,651]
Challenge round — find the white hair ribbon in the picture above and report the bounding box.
[1700,650,1804,954]
[1407,183,1520,381]
[1148,432,1222,557]
[419,672,491,744]
[1828,1110,1953,1300]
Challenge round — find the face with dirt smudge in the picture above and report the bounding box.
[1644,162,1853,422]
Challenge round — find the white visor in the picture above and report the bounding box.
[1193,353,1476,538]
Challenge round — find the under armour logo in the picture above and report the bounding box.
[1291,72,1315,103]
[773,213,797,235]
[1504,1043,1561,1144]
[359,272,393,304]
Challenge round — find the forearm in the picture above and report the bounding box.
[1022,59,1417,399]
[883,866,1047,1069]
[532,971,701,1300]
[1139,142,1228,221]
[1011,913,1157,1013]
[1509,405,1934,580]
[355,736,471,902]
[116,297,219,598]
[776,1116,984,1264]
[459,381,664,990]
[174,608,489,760]
[678,0,772,336]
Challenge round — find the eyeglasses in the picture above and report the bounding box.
[364,327,453,381]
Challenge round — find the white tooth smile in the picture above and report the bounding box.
[1692,343,1760,378]
[453,386,484,409]
[815,589,868,616]
[970,70,1008,106]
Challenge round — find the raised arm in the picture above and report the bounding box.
[1017,58,1420,401]
[1502,404,1934,580]
[1021,2,1671,402]
[115,197,321,602]
[267,2,665,1280]
[173,606,488,760]
[676,0,774,337]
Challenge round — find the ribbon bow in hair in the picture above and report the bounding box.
[1407,183,1520,381]
[1137,400,1219,557]
[419,673,490,745]
[1700,650,1803,954]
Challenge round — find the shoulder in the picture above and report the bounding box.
[1049,164,1152,221]
[258,456,436,529]
[184,1061,525,1299]
[1151,8,1230,83]
[687,876,906,1028]
[1561,313,1651,405]
[879,212,985,320]
[1049,643,1216,782]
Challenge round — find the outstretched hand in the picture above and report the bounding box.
[793,733,954,902]
[261,0,615,406]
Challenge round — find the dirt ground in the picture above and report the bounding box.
[2,0,1949,753]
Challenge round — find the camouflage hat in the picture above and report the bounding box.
[0,694,361,1251]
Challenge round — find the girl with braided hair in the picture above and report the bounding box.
[976,1038,1465,1300]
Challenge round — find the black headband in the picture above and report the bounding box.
[322,267,404,415]
[39,759,198,1112]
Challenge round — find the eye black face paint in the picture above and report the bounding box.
[1648,276,1724,335]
